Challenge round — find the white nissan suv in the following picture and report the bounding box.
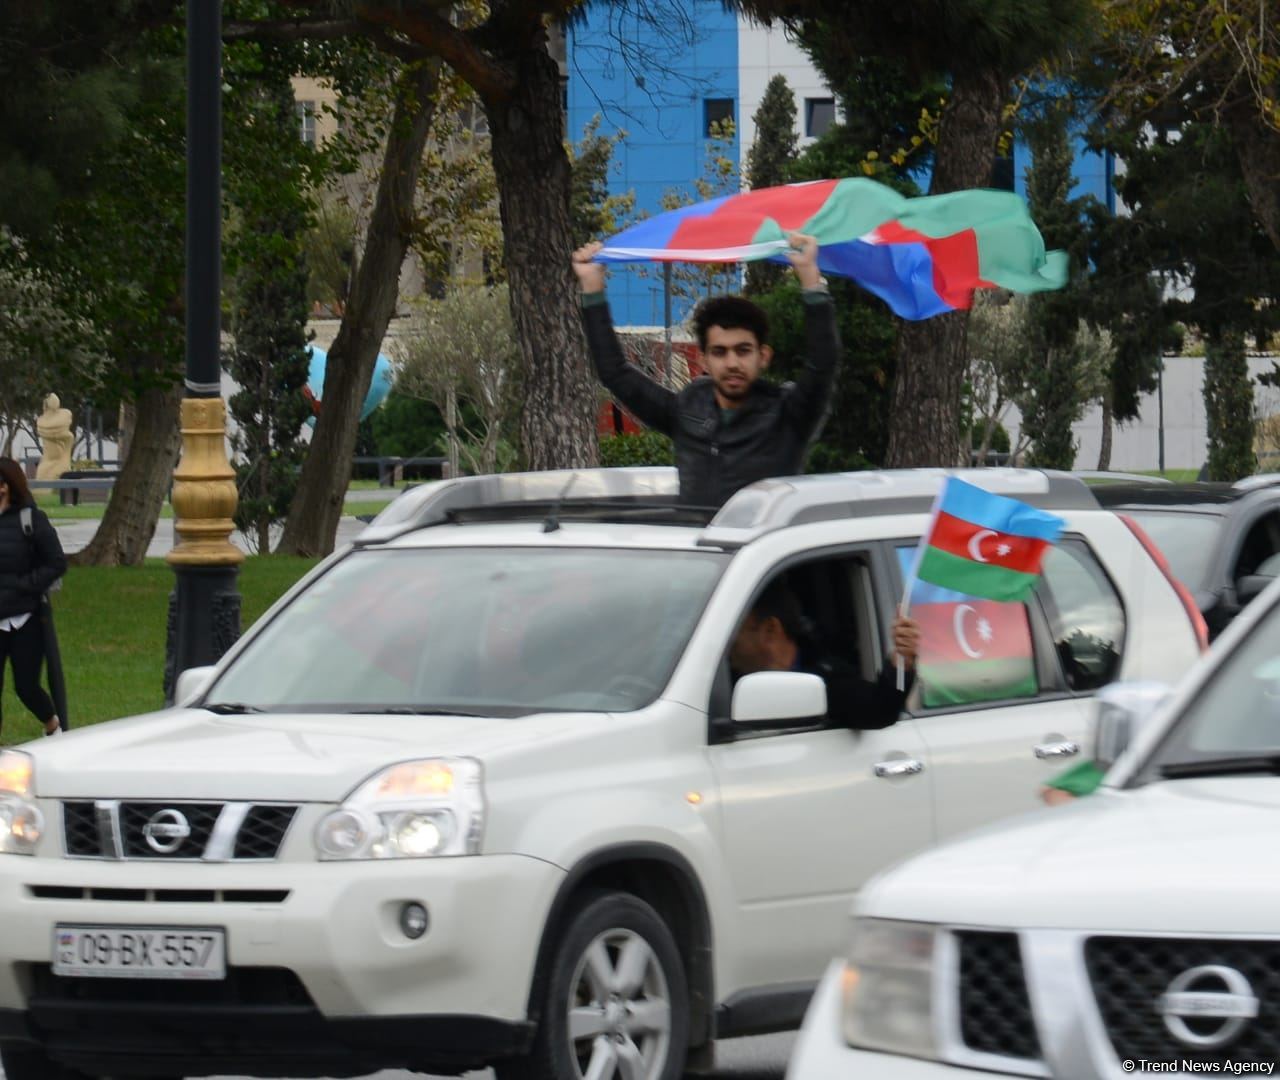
[787,565,1280,1078]
[0,468,1202,1080]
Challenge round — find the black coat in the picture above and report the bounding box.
[584,294,840,508]
[0,503,67,620]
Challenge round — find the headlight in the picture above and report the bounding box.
[0,751,40,855]
[842,918,938,1058]
[314,758,483,860]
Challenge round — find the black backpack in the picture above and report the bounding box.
[19,507,62,594]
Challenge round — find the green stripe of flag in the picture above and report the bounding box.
[919,658,1038,708]
[917,546,1039,602]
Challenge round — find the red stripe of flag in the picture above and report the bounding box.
[929,510,1051,575]
[913,600,1034,664]
[669,180,839,249]
[872,221,995,309]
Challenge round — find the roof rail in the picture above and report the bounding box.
[698,468,1097,548]
[1070,470,1172,485]
[355,467,679,544]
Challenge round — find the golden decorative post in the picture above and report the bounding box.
[167,399,243,568]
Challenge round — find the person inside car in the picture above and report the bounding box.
[729,580,920,730]
[572,233,839,509]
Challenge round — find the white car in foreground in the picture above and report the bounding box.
[788,573,1280,1079]
[0,468,1203,1080]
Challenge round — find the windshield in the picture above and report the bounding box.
[1122,510,1222,591]
[1148,594,1280,773]
[207,546,727,715]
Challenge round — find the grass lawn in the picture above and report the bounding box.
[1136,468,1201,483]
[0,556,318,745]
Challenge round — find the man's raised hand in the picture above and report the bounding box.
[784,232,823,289]
[572,241,607,294]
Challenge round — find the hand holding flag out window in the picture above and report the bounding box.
[897,478,1065,690]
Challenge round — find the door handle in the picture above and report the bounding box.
[1034,740,1081,760]
[873,758,925,779]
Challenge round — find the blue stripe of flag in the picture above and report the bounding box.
[937,478,1065,542]
[593,194,735,261]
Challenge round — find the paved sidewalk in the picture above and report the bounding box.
[52,515,373,559]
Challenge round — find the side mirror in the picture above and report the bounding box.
[173,665,217,707]
[1236,574,1275,606]
[1093,680,1170,769]
[731,671,827,730]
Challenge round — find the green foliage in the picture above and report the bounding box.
[569,116,636,247]
[754,280,898,470]
[599,431,676,467]
[304,199,357,314]
[392,285,522,474]
[1204,330,1256,481]
[224,75,315,554]
[745,77,799,296]
[970,421,1011,453]
[370,392,447,458]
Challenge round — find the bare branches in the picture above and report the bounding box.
[356,2,515,102]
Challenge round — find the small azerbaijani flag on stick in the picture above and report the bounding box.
[911,477,1066,602]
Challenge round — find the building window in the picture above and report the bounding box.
[296,100,317,146]
[805,98,836,138]
[704,98,734,137]
[991,150,1015,191]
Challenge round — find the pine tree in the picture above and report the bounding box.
[745,75,799,295]
[225,76,314,554]
[1022,106,1096,470]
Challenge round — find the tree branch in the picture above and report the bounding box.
[222,17,364,43]
[355,2,515,103]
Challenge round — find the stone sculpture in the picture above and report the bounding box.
[35,393,74,480]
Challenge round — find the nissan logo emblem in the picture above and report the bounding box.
[142,809,192,855]
[1158,964,1259,1049]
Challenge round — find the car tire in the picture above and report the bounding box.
[500,890,690,1080]
[0,1044,94,1080]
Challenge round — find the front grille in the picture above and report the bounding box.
[956,931,1042,1060]
[120,802,221,859]
[61,801,298,860]
[1087,936,1280,1062]
[62,802,99,856]
[26,886,290,903]
[235,805,298,859]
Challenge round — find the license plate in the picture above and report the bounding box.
[53,925,226,980]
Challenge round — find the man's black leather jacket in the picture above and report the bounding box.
[583,292,840,509]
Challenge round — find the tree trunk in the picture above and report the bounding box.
[117,400,136,468]
[277,62,440,557]
[487,46,599,470]
[1204,325,1255,481]
[1097,394,1113,471]
[70,380,183,567]
[885,69,1004,467]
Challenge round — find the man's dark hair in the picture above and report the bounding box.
[749,579,807,641]
[692,296,770,351]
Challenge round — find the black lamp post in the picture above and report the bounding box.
[163,0,242,702]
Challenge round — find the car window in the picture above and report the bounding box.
[1036,541,1125,692]
[1233,510,1280,579]
[1151,597,1280,766]
[207,547,728,715]
[895,547,1038,709]
[719,554,878,728]
[1120,509,1222,591]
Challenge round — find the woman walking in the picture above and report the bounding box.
[0,459,66,737]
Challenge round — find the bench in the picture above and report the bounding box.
[30,475,119,506]
[352,456,448,487]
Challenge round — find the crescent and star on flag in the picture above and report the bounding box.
[966,529,1014,563]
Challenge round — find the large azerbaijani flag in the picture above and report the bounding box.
[595,178,1068,321]
[912,477,1065,602]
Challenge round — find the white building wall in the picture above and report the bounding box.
[1004,355,1280,473]
[737,19,835,165]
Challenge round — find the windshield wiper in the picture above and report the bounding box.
[350,706,486,717]
[201,702,265,715]
[1160,753,1280,779]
